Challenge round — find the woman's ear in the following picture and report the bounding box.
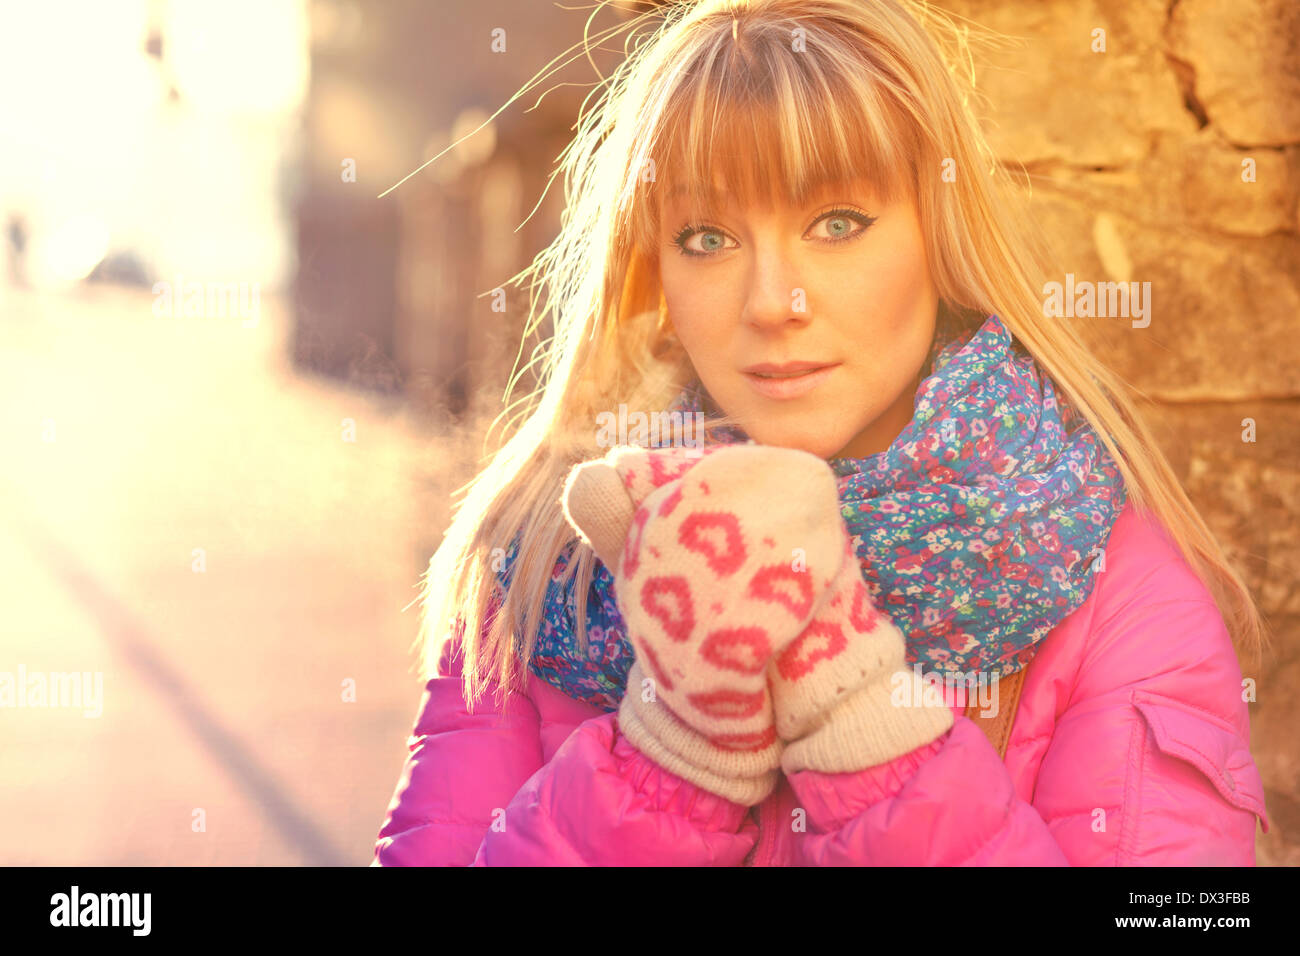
[561,460,636,574]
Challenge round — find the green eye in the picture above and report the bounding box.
[672,224,734,257]
[808,208,878,242]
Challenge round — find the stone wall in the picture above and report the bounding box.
[942,0,1299,864]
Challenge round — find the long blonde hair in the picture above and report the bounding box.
[414,0,1270,711]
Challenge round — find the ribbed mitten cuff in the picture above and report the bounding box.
[780,666,956,775]
[618,662,783,807]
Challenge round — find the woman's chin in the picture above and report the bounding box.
[738,426,844,461]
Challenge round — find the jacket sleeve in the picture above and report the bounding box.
[371,632,546,866]
[470,710,759,866]
[782,564,1270,866]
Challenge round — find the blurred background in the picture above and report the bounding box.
[0,0,1295,866]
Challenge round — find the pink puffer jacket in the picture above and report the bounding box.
[372,502,1269,865]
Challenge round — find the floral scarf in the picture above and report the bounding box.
[497,311,1127,713]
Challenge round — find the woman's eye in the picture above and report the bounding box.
[806,210,877,242]
[674,227,734,256]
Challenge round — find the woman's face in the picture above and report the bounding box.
[657,177,939,460]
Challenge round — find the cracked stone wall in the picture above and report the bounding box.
[942,0,1299,864]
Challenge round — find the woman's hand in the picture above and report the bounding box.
[564,442,953,793]
[562,442,836,804]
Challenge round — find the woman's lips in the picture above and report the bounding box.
[742,363,839,399]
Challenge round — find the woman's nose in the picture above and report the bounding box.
[741,242,807,331]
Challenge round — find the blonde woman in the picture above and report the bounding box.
[373,0,1270,866]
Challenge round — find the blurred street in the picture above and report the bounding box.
[0,281,444,865]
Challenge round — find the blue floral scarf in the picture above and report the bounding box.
[497,310,1128,713]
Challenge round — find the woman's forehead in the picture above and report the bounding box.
[654,175,885,214]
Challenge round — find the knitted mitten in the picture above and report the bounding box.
[768,540,954,775]
[563,442,835,805]
[562,442,954,792]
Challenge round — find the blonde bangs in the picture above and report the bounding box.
[626,11,920,255]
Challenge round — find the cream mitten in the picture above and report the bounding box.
[768,547,954,775]
[561,442,952,802]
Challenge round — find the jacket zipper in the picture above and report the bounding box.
[742,806,761,866]
[748,792,780,866]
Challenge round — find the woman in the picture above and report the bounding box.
[372,0,1270,865]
